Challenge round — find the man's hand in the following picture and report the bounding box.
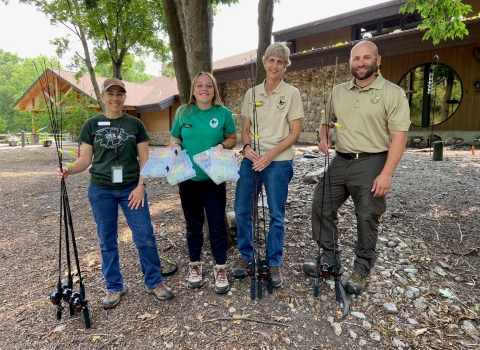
[371,173,392,197]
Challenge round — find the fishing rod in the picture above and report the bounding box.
[313,57,349,319]
[242,56,273,300]
[34,62,91,329]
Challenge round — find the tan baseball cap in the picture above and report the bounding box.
[101,78,126,93]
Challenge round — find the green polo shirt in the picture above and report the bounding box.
[322,73,410,154]
[171,104,236,181]
[241,79,304,161]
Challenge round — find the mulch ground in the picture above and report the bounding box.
[0,142,478,349]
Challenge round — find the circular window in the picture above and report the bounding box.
[398,63,462,127]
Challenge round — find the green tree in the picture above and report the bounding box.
[94,53,155,83]
[0,50,60,132]
[401,0,472,45]
[12,0,169,110]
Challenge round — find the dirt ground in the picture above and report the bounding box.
[0,142,478,350]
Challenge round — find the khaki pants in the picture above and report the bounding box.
[311,152,388,277]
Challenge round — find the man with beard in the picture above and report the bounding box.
[302,40,410,295]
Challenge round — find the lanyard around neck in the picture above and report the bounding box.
[105,114,124,165]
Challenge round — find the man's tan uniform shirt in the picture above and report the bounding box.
[322,73,410,154]
[241,79,304,161]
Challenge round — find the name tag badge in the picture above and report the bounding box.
[112,166,123,183]
[99,121,110,126]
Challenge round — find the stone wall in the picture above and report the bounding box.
[218,63,351,135]
[149,131,170,146]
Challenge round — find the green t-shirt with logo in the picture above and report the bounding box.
[78,113,150,189]
[171,104,236,181]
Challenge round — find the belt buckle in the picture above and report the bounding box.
[354,153,359,159]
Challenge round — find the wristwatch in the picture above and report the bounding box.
[138,181,147,188]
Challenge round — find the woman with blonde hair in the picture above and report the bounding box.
[170,72,237,294]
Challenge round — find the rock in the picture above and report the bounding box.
[332,322,342,336]
[397,242,409,249]
[284,337,291,345]
[393,338,406,347]
[377,237,389,248]
[226,211,236,230]
[387,241,397,247]
[413,297,428,309]
[447,272,457,280]
[418,243,428,250]
[407,318,418,325]
[303,169,325,184]
[362,320,372,330]
[462,320,479,336]
[433,266,447,277]
[350,330,357,339]
[403,268,418,274]
[370,331,381,342]
[327,316,334,324]
[358,339,367,346]
[351,311,366,319]
[437,261,452,270]
[383,303,398,314]
[303,152,319,159]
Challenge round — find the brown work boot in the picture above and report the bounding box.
[187,261,203,289]
[270,266,283,288]
[345,270,367,295]
[103,285,128,309]
[214,264,230,294]
[146,283,174,300]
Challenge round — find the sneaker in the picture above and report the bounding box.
[232,257,250,278]
[187,261,203,288]
[103,285,128,309]
[146,283,174,300]
[270,266,283,288]
[345,270,367,295]
[302,260,344,277]
[214,264,230,294]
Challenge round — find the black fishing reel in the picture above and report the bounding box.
[50,285,88,313]
[258,259,271,281]
[318,263,336,280]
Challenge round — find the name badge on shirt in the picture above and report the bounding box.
[99,121,111,125]
[111,166,123,183]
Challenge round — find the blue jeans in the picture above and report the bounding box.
[234,159,293,266]
[88,183,163,292]
[178,179,228,264]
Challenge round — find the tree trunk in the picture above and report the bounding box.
[162,0,191,104]
[181,0,212,79]
[256,0,274,85]
[77,23,105,112]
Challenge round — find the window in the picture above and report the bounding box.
[398,63,462,127]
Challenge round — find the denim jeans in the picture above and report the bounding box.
[178,179,228,264]
[88,183,164,291]
[234,158,293,266]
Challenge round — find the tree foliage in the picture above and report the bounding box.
[401,0,472,45]
[0,50,61,133]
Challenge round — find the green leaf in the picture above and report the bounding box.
[438,288,455,299]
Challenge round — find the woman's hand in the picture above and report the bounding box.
[252,151,274,172]
[128,185,145,210]
[56,167,68,181]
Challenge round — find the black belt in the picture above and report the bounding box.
[335,150,388,160]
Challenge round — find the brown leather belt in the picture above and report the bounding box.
[335,150,388,160]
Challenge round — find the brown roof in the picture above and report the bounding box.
[14,49,261,112]
[213,49,257,70]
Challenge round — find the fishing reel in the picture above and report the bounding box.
[257,259,271,281]
[318,263,336,280]
[50,284,88,313]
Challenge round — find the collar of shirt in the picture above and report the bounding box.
[257,79,285,97]
[347,73,385,91]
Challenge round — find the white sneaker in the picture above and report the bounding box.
[187,261,203,289]
[214,264,230,294]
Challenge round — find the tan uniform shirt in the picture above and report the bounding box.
[241,79,304,161]
[322,73,410,154]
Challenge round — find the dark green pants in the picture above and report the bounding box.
[311,152,388,277]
